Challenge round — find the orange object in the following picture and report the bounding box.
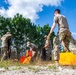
[59,52,76,65]
[19,56,26,63]
[23,56,31,64]
[20,50,32,64]
[26,50,32,57]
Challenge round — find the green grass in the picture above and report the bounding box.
[0,59,27,68]
[0,58,63,70]
[0,59,38,69]
[48,65,56,70]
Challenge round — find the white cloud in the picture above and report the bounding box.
[0,0,63,22]
[72,32,76,36]
[72,32,76,39]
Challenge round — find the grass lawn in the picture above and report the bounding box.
[0,59,27,68]
[0,58,55,68]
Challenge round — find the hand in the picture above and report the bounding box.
[47,33,51,39]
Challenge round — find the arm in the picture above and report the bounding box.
[44,40,50,48]
[44,44,49,48]
[49,22,57,36]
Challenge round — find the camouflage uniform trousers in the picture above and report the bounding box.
[53,35,60,61]
[1,47,8,62]
[46,48,51,61]
[59,29,75,52]
[53,46,60,61]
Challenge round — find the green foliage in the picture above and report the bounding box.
[36,24,55,48]
[0,14,55,58]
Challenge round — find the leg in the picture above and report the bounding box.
[54,46,60,67]
[42,48,46,60]
[46,48,50,61]
[8,46,11,59]
[1,47,8,62]
[60,29,76,52]
[59,31,72,52]
[61,32,75,52]
[61,40,70,52]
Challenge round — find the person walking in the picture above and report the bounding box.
[48,9,75,53]
[43,35,52,61]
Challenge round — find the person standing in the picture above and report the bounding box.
[1,32,12,61]
[43,35,52,61]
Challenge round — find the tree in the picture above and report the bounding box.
[0,14,55,59]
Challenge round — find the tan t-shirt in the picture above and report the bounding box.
[54,14,69,34]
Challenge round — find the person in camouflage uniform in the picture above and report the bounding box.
[1,32,12,62]
[27,41,39,62]
[48,9,75,53]
[48,9,76,69]
[43,35,52,61]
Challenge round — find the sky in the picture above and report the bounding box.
[0,0,76,39]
